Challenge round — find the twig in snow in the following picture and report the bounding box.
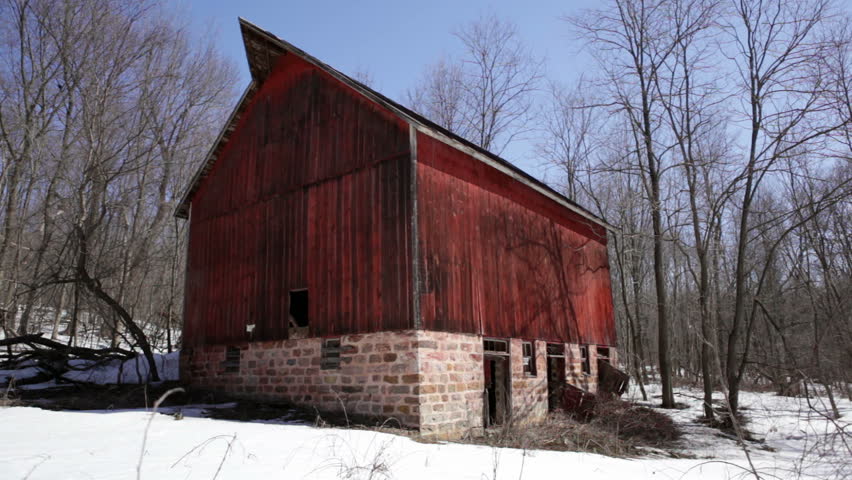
[136,387,184,480]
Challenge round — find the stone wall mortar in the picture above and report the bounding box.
[414,331,484,439]
[181,331,422,427]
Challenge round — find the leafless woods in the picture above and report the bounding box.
[0,0,237,378]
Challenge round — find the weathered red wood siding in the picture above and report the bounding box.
[416,132,616,345]
[183,53,412,346]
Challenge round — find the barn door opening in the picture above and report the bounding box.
[483,339,510,427]
[546,343,567,411]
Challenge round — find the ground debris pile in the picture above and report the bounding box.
[472,398,682,457]
[592,398,681,444]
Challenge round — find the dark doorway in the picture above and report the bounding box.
[483,339,510,427]
[288,289,309,338]
[546,343,567,411]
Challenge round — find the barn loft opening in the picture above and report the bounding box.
[289,289,309,327]
[288,289,309,339]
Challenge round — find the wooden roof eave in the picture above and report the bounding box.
[174,82,256,219]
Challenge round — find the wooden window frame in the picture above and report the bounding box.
[224,346,240,373]
[522,341,536,376]
[546,343,565,357]
[580,345,591,376]
[321,338,342,370]
[483,338,510,356]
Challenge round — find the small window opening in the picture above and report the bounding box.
[580,345,591,375]
[597,346,611,363]
[289,290,309,327]
[224,346,240,373]
[522,341,536,376]
[289,289,309,339]
[546,343,565,357]
[484,338,509,355]
[321,338,342,370]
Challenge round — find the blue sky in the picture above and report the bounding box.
[181,0,852,180]
[182,0,600,178]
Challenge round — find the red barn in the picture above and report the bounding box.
[177,19,618,438]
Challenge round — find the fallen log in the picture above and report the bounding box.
[0,333,137,387]
[0,333,134,357]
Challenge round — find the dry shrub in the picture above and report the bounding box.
[469,398,682,457]
[473,412,637,456]
[700,405,757,441]
[590,398,681,446]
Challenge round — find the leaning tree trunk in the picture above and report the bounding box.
[75,226,160,381]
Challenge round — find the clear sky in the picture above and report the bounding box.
[181,0,600,179]
[181,0,852,181]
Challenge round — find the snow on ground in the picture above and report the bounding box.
[629,384,851,479]
[1,381,849,480]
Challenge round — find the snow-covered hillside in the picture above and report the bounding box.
[1,382,849,480]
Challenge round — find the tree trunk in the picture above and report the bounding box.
[75,226,160,381]
[50,287,68,340]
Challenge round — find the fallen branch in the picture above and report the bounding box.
[0,332,138,386]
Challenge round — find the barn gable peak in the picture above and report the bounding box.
[175,18,612,232]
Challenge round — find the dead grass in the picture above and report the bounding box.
[466,398,683,457]
[1,382,19,407]
[481,413,639,456]
[592,398,681,445]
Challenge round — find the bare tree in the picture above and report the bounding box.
[652,0,726,419]
[454,14,543,153]
[570,0,715,408]
[409,14,542,154]
[537,79,600,201]
[721,0,850,413]
[0,0,236,381]
[407,57,468,137]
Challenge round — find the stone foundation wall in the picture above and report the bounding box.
[181,331,422,427]
[509,339,548,425]
[564,344,618,394]
[182,331,617,439]
[415,331,484,438]
[566,343,595,392]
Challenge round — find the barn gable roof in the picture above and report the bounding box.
[175,18,612,231]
